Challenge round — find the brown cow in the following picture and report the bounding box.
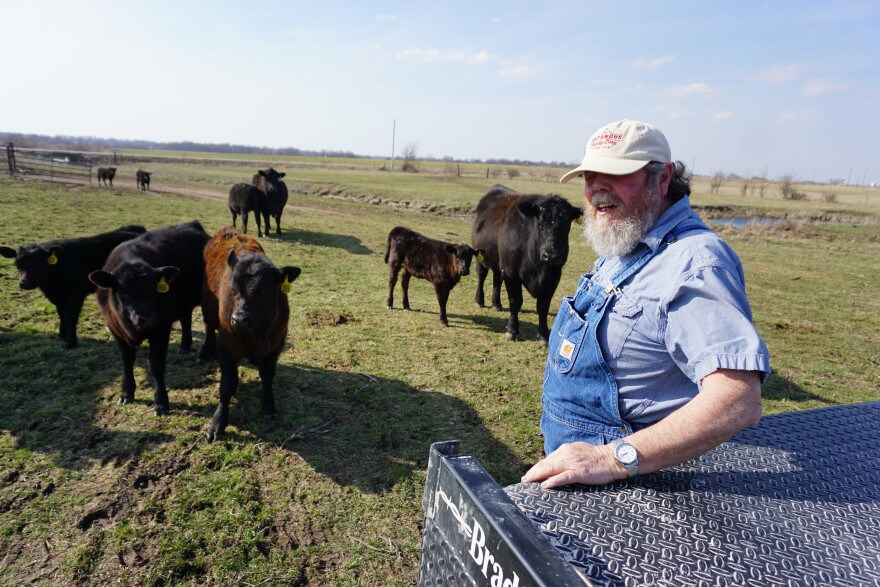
[384,226,480,326]
[200,226,301,442]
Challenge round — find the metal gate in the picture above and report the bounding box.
[4,143,93,184]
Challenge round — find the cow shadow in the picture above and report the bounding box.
[268,229,373,255]
[205,362,528,491]
[0,331,175,470]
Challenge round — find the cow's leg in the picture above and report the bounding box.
[434,284,450,326]
[257,350,281,420]
[474,262,488,307]
[387,265,400,308]
[261,211,271,238]
[116,338,137,405]
[535,294,552,347]
[55,305,67,341]
[230,209,238,229]
[274,212,283,235]
[401,270,412,310]
[255,210,264,238]
[178,310,193,353]
[491,268,504,312]
[503,277,524,341]
[147,330,171,416]
[242,210,249,234]
[208,344,239,442]
[62,297,85,349]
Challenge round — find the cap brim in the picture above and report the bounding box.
[559,158,651,183]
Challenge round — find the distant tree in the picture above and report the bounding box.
[401,142,419,172]
[506,168,520,179]
[709,171,725,195]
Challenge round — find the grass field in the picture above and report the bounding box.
[0,163,877,585]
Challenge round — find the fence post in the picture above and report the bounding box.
[6,142,16,176]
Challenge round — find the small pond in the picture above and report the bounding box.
[709,217,783,229]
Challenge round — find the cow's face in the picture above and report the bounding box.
[107,167,117,177]
[141,172,151,182]
[223,251,300,330]
[0,244,63,289]
[518,197,583,265]
[446,244,481,276]
[258,168,286,184]
[89,262,180,332]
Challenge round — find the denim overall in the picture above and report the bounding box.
[540,219,706,454]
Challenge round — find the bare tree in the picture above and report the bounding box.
[757,166,768,198]
[709,171,725,195]
[401,142,419,172]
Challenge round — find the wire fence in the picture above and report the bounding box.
[4,143,92,184]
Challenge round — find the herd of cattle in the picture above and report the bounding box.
[1,177,583,440]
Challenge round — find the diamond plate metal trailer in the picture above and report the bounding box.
[419,402,880,586]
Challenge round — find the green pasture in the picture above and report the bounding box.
[0,167,877,585]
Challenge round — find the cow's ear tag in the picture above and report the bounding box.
[476,251,485,262]
[156,277,170,294]
[280,276,291,294]
[47,252,58,265]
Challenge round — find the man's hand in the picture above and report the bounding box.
[521,441,626,489]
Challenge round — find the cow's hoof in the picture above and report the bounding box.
[118,395,134,405]
[506,332,521,342]
[263,412,280,423]
[492,305,504,312]
[440,320,449,327]
[206,429,218,443]
[177,346,192,355]
[154,405,170,417]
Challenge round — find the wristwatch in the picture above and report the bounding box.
[610,438,639,478]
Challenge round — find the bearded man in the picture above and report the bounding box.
[522,120,771,488]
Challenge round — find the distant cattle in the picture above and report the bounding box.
[97,167,117,187]
[200,226,300,442]
[252,167,289,235]
[472,185,582,345]
[136,170,152,191]
[88,220,210,415]
[0,225,146,349]
[227,183,269,237]
[384,226,479,326]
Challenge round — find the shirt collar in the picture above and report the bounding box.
[640,197,694,252]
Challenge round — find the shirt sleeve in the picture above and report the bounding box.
[662,264,771,386]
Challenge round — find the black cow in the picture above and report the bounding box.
[89,220,210,415]
[0,225,146,349]
[384,226,479,326]
[228,183,269,237]
[472,185,582,345]
[252,167,289,235]
[136,170,152,191]
[97,167,117,187]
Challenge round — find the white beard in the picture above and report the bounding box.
[583,187,663,257]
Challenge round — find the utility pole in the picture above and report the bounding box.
[391,119,396,172]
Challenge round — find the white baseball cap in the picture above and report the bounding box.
[560,119,671,183]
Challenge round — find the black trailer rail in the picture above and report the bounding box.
[420,402,880,586]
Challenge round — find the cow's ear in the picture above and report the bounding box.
[227,249,239,268]
[277,266,301,284]
[445,244,457,254]
[516,200,540,217]
[569,203,584,222]
[277,172,286,179]
[258,170,267,177]
[157,266,181,284]
[277,266,301,294]
[0,246,17,259]
[89,270,118,289]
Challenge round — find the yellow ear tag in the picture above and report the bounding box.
[280,276,291,294]
[476,251,485,262]
[156,277,170,294]
[47,253,58,265]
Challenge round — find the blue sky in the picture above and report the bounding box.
[2,1,878,183]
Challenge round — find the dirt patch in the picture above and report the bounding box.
[307,310,356,327]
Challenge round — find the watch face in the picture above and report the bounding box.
[616,442,637,464]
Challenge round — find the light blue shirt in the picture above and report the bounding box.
[589,197,771,426]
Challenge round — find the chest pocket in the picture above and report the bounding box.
[548,297,588,374]
[608,295,643,359]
